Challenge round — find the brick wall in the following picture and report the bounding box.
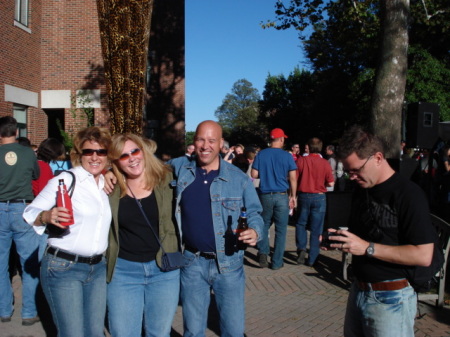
[0,0,43,144]
[41,0,108,135]
[1,0,185,149]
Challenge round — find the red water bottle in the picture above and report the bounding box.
[56,179,74,226]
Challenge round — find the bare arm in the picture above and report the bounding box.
[251,168,259,179]
[103,170,118,194]
[329,228,433,267]
[288,170,297,208]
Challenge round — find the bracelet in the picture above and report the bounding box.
[39,211,47,226]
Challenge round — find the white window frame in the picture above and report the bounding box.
[15,0,29,27]
[13,104,28,138]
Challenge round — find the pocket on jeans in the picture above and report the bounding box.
[182,250,196,268]
[372,290,403,305]
[47,256,74,272]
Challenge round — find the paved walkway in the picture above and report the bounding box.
[3,225,450,337]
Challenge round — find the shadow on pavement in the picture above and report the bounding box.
[304,254,352,291]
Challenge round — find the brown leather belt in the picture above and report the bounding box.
[357,279,409,291]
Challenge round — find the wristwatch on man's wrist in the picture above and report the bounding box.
[366,242,375,257]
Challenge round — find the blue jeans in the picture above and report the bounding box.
[0,201,40,319]
[257,193,289,268]
[107,258,180,337]
[295,193,326,265]
[40,251,107,337]
[181,250,245,337]
[344,281,417,337]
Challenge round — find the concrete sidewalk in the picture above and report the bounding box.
[3,225,450,337]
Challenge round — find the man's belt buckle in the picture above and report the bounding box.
[199,252,216,260]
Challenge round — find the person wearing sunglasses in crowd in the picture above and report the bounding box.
[105,133,180,337]
[327,125,436,337]
[23,126,112,337]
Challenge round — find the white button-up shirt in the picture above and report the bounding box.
[23,166,112,256]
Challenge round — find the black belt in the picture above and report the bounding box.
[47,246,103,265]
[185,245,217,260]
[260,192,287,195]
[0,199,33,203]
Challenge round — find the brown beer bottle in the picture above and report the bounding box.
[236,207,248,250]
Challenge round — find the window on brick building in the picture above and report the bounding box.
[13,104,28,138]
[15,0,29,26]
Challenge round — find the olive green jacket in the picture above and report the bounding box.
[106,171,180,283]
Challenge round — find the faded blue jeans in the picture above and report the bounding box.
[107,258,180,337]
[40,251,107,337]
[344,281,417,337]
[0,201,40,319]
[181,250,245,337]
[295,193,326,265]
[257,192,290,268]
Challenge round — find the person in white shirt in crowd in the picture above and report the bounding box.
[23,126,112,337]
[326,145,337,192]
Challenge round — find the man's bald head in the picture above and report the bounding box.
[194,120,224,172]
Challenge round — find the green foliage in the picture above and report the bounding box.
[215,79,264,145]
[260,68,320,142]
[406,46,450,121]
[185,131,195,147]
[263,0,450,131]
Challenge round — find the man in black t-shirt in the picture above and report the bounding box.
[328,126,435,337]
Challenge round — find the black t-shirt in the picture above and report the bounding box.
[118,193,159,262]
[349,172,436,283]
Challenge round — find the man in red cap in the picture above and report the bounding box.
[251,128,297,269]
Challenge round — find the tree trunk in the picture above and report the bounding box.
[370,0,409,160]
[97,0,154,135]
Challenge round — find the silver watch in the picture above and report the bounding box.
[366,242,375,257]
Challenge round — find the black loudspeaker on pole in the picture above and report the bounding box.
[406,102,439,149]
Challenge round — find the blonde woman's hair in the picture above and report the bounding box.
[109,133,170,197]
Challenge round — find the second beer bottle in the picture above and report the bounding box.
[235,207,248,250]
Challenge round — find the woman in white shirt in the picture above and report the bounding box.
[23,126,112,337]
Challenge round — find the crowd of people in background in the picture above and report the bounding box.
[1,115,449,337]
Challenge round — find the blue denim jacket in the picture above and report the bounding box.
[169,156,263,273]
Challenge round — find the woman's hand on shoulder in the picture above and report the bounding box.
[103,170,117,194]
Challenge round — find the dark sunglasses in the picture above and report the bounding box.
[81,149,108,157]
[119,148,141,161]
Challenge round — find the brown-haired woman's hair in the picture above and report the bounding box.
[37,138,65,163]
[109,133,170,198]
[70,127,112,167]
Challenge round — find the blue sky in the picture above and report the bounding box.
[185,0,308,131]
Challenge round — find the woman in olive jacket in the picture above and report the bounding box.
[106,133,180,337]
